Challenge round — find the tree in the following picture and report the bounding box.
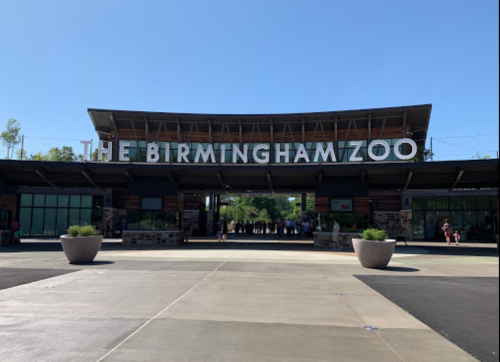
[1,118,22,159]
[412,146,433,162]
[44,146,83,162]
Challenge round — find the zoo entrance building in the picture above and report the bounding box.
[0,104,498,246]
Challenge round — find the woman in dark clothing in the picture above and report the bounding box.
[222,220,228,242]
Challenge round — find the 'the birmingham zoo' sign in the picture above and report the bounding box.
[81,139,418,164]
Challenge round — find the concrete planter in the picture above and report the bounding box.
[60,235,103,263]
[352,238,396,269]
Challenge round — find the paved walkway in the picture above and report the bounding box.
[0,240,498,361]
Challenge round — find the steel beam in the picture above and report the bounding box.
[449,168,465,193]
[403,169,413,191]
[267,172,275,195]
[35,169,61,189]
[82,169,103,190]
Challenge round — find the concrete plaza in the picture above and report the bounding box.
[0,239,498,362]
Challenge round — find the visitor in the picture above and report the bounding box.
[303,220,310,238]
[396,228,408,246]
[332,219,342,251]
[296,222,302,238]
[222,220,228,242]
[183,219,190,243]
[453,230,461,246]
[262,221,267,236]
[11,219,20,245]
[120,216,126,235]
[286,219,292,238]
[442,219,452,245]
[428,220,436,240]
[216,220,222,242]
[280,220,285,238]
[105,217,112,238]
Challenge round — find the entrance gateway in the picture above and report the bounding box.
[0,104,498,245]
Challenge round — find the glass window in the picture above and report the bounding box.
[81,195,93,208]
[412,197,425,211]
[152,212,166,230]
[436,197,449,210]
[46,195,57,207]
[33,194,45,207]
[0,210,11,230]
[450,197,464,210]
[425,197,437,210]
[477,197,491,210]
[80,209,92,226]
[57,209,68,236]
[139,212,152,230]
[43,208,57,236]
[413,211,425,240]
[463,197,476,210]
[32,209,44,236]
[69,209,80,226]
[58,195,69,207]
[19,208,32,236]
[70,195,81,208]
[20,194,33,207]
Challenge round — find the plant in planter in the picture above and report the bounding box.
[352,228,396,269]
[60,225,103,264]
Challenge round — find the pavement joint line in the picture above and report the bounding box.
[0,269,108,304]
[324,276,406,362]
[94,249,241,362]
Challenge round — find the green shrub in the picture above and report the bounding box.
[362,229,388,241]
[66,225,99,237]
[67,225,80,237]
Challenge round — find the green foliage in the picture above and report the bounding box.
[412,146,433,162]
[1,118,22,159]
[219,196,306,223]
[67,225,80,237]
[362,229,388,241]
[66,225,99,237]
[21,146,84,162]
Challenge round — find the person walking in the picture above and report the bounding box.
[222,220,228,242]
[105,217,112,238]
[453,230,461,246]
[442,219,453,245]
[183,219,190,243]
[332,219,342,251]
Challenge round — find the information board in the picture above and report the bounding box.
[141,197,163,210]
[330,199,353,212]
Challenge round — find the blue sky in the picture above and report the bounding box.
[0,0,498,161]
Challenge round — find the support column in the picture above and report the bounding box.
[301,193,307,221]
[110,114,119,162]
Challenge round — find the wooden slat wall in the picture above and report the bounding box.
[371,193,401,212]
[354,198,370,214]
[315,197,329,213]
[163,197,179,212]
[125,196,140,211]
[184,194,200,211]
[0,194,17,219]
[109,126,407,145]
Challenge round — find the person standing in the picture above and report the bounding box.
[442,219,452,245]
[332,219,342,251]
[216,220,222,242]
[303,220,310,238]
[183,219,190,243]
[11,219,20,245]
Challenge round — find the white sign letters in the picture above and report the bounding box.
[85,139,418,164]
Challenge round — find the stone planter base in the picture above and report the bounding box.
[60,235,103,263]
[352,238,396,269]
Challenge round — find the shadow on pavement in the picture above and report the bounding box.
[384,266,421,273]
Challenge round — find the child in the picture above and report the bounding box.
[453,230,461,246]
